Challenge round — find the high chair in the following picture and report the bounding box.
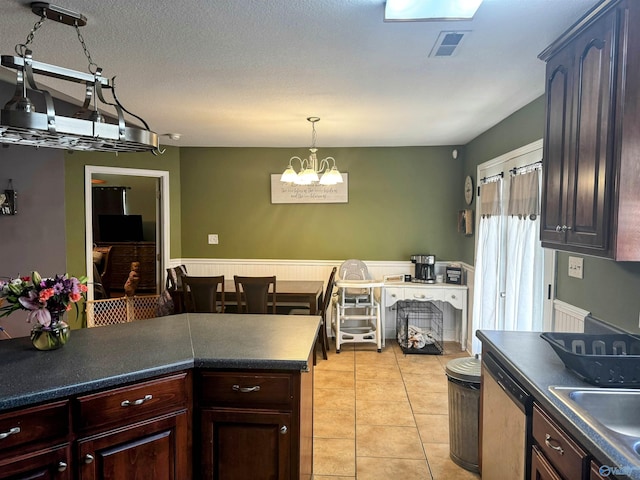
[332,259,383,353]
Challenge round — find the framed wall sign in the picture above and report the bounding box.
[0,180,16,215]
[270,174,348,204]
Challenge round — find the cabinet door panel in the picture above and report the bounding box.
[0,445,71,480]
[78,411,189,480]
[541,50,573,244]
[566,10,616,249]
[531,445,562,480]
[201,409,291,480]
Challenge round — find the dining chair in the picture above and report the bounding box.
[234,276,276,314]
[290,267,337,363]
[183,276,225,313]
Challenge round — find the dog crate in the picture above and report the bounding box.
[396,300,443,354]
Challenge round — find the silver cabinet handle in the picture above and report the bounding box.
[121,394,152,407]
[232,384,261,393]
[390,294,396,298]
[57,461,68,472]
[544,434,564,455]
[84,454,95,464]
[0,426,20,440]
[450,294,456,299]
[280,426,288,435]
[555,225,562,232]
[562,225,572,231]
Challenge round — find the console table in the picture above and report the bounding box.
[380,282,468,351]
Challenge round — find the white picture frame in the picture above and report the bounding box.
[270,173,348,204]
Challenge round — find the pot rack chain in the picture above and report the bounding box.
[15,12,47,57]
[14,9,98,75]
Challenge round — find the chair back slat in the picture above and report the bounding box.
[183,276,225,313]
[234,276,276,314]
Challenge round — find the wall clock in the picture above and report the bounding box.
[464,175,474,205]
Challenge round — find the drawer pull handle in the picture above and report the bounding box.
[84,454,95,464]
[121,394,153,407]
[450,294,456,299]
[391,294,396,298]
[0,426,20,440]
[544,434,564,455]
[57,461,68,472]
[232,384,261,393]
[280,425,288,434]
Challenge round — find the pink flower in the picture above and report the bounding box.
[69,292,82,302]
[39,288,54,302]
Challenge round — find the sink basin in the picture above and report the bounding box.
[549,386,640,463]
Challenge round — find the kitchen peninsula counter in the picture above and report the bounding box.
[0,313,320,412]
[478,330,640,479]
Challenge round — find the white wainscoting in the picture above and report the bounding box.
[169,258,472,346]
[552,299,590,332]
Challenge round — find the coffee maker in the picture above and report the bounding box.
[410,254,436,283]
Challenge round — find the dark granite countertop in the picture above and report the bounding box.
[0,313,319,412]
[478,330,640,479]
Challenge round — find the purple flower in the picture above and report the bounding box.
[18,290,41,310]
[28,308,51,327]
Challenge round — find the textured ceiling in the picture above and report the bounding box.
[0,0,600,148]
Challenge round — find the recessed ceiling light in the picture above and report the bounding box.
[385,0,483,21]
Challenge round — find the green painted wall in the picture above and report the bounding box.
[462,96,546,264]
[179,146,465,261]
[64,146,182,282]
[463,95,640,333]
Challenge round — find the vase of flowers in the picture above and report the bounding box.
[0,271,87,351]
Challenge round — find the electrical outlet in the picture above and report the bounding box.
[208,234,219,245]
[568,256,583,279]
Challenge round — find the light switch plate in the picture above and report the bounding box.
[568,256,583,279]
[208,234,219,245]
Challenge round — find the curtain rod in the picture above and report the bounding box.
[509,160,542,176]
[480,172,503,184]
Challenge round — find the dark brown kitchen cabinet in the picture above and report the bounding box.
[531,445,563,480]
[74,371,192,480]
[0,445,72,480]
[197,364,313,480]
[539,0,640,260]
[0,401,72,480]
[532,404,589,480]
[201,409,292,480]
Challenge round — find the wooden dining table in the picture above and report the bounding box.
[171,279,324,315]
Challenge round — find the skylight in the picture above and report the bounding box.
[384,0,484,21]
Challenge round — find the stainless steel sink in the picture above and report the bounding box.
[549,386,640,462]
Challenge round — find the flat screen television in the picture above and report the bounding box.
[98,214,144,242]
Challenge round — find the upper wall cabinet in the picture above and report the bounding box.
[539,0,640,260]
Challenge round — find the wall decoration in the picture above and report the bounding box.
[271,174,348,204]
[0,180,16,215]
[458,209,473,235]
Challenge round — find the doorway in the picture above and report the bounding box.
[471,139,555,354]
[84,166,170,301]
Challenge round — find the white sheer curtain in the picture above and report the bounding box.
[472,168,543,355]
[504,169,543,332]
[472,180,502,354]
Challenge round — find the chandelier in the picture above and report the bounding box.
[280,117,343,186]
[0,2,158,153]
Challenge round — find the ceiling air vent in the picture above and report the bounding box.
[429,31,470,57]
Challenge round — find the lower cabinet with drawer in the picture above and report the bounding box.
[196,365,313,480]
[74,371,192,480]
[0,401,72,479]
[532,403,589,480]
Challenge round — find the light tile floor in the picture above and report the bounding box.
[313,341,482,480]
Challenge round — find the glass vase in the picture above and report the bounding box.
[30,309,70,351]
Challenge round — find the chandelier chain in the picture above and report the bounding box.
[311,122,317,149]
[74,24,98,74]
[15,13,47,57]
